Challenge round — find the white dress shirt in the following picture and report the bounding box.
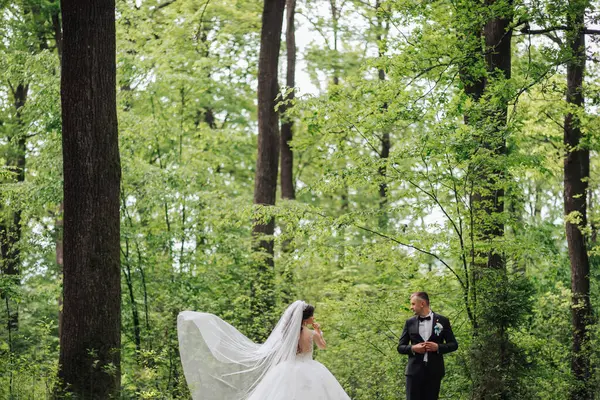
[418,311,433,362]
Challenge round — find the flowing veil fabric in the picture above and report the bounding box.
[177,300,306,400]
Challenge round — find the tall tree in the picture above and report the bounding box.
[251,0,286,338]
[375,0,390,230]
[329,0,349,268]
[330,0,341,86]
[564,1,593,398]
[280,0,297,203]
[279,0,297,304]
[57,0,121,397]
[471,3,514,397]
[457,0,521,397]
[0,82,27,338]
[478,0,512,267]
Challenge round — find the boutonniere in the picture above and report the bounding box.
[434,320,443,336]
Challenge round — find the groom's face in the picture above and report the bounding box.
[410,296,427,316]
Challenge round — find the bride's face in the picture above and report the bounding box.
[303,316,315,326]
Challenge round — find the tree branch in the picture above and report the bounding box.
[153,0,178,12]
[520,26,600,35]
[353,223,467,290]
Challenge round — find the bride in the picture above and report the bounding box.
[177,300,351,400]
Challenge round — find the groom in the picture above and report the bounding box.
[397,292,458,400]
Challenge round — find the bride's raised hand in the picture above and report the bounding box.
[312,322,327,349]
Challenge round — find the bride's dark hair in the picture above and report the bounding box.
[281,302,314,335]
[302,304,315,322]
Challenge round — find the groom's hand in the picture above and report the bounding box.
[424,342,439,352]
[412,343,427,354]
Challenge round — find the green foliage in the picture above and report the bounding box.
[2,0,600,398]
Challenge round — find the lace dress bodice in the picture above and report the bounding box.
[296,328,315,362]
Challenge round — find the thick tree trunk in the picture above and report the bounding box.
[473,4,513,399]
[280,0,296,202]
[251,0,285,338]
[279,0,297,305]
[57,0,121,397]
[480,0,512,267]
[564,3,593,398]
[459,1,516,398]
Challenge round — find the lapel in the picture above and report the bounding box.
[430,312,437,340]
[410,317,421,339]
[411,316,419,333]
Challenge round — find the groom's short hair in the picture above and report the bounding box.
[411,291,429,305]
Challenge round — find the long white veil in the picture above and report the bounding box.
[177,300,306,400]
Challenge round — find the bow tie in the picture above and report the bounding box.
[418,316,431,322]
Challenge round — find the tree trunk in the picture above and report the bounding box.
[51,1,63,61]
[1,82,28,340]
[533,180,542,220]
[251,0,285,339]
[459,0,517,398]
[52,0,64,341]
[3,0,62,338]
[56,202,64,338]
[330,0,339,85]
[123,242,142,354]
[57,0,121,397]
[473,4,513,399]
[280,0,296,202]
[457,1,486,335]
[328,1,347,268]
[378,130,390,229]
[589,187,597,244]
[376,0,390,230]
[120,191,142,356]
[564,2,593,398]
[279,0,297,305]
[480,0,512,268]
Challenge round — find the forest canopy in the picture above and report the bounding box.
[1,0,600,399]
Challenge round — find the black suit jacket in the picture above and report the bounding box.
[397,313,458,379]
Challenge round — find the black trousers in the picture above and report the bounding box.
[405,363,442,400]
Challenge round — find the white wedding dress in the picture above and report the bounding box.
[246,329,351,400]
[177,301,351,400]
